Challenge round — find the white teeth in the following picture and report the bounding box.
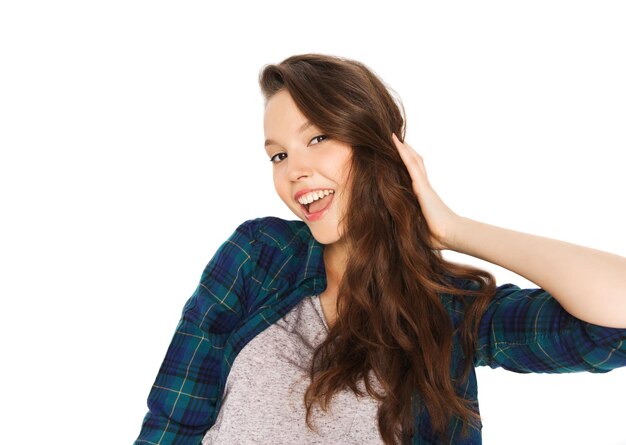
[297,189,334,205]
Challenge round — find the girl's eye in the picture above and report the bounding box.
[269,153,287,164]
[309,135,328,145]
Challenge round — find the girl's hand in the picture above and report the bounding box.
[392,133,460,250]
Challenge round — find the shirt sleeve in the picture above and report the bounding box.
[134,219,258,445]
[472,282,626,373]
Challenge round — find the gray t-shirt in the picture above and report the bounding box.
[202,294,387,444]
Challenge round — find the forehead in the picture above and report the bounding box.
[263,90,309,136]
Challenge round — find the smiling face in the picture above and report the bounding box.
[264,89,353,246]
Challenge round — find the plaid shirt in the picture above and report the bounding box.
[135,216,626,445]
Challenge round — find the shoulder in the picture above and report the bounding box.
[231,216,325,291]
[436,275,486,325]
[235,216,316,252]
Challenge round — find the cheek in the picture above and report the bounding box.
[335,147,353,174]
[335,157,353,187]
[273,175,291,206]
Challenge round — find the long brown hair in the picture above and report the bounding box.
[259,54,496,444]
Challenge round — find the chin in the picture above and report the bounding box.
[308,226,343,246]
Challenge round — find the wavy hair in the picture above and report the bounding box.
[259,54,496,444]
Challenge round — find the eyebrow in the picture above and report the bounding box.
[264,120,314,148]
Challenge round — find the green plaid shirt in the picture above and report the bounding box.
[135,217,626,444]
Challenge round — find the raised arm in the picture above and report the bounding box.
[447,217,626,328]
[392,133,626,329]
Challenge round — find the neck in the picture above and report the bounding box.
[323,241,348,292]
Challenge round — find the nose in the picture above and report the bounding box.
[286,148,312,182]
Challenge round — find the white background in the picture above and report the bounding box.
[1,1,625,444]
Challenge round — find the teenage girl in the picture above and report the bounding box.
[135,54,626,445]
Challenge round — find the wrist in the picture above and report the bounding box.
[441,214,468,252]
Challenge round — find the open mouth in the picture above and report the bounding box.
[301,193,334,218]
